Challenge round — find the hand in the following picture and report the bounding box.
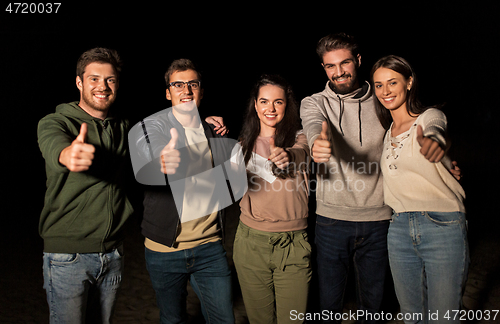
[205,116,228,136]
[160,128,181,174]
[449,161,462,181]
[59,123,95,172]
[268,137,290,169]
[312,121,331,163]
[416,125,445,163]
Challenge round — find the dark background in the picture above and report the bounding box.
[1,2,499,321]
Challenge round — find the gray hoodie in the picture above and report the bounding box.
[300,81,392,221]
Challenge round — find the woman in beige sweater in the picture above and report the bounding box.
[371,55,468,323]
[232,75,311,324]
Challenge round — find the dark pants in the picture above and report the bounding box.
[315,215,390,323]
[145,241,234,324]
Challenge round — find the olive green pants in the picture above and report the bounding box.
[233,221,312,324]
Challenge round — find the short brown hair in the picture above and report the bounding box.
[76,47,122,80]
[164,58,202,86]
[316,33,360,61]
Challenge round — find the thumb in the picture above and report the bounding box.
[320,121,328,140]
[416,125,424,146]
[76,123,88,143]
[269,137,276,151]
[167,128,179,150]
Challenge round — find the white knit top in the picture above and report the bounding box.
[381,108,465,213]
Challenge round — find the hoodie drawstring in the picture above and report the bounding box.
[358,100,362,146]
[337,95,345,136]
[337,96,362,146]
[337,95,363,146]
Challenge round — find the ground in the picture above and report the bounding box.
[1,202,499,323]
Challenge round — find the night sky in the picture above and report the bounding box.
[1,3,499,253]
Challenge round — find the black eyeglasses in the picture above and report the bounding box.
[168,80,201,91]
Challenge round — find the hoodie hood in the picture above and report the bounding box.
[324,81,372,102]
[55,102,119,147]
[55,102,92,119]
[323,81,371,146]
[55,102,116,122]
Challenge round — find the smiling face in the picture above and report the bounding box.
[254,84,286,136]
[373,67,413,111]
[322,48,361,94]
[76,62,118,118]
[166,69,203,109]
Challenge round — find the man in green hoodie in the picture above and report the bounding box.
[37,48,133,323]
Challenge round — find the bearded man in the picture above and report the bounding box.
[300,34,392,323]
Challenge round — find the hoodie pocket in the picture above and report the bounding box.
[65,190,92,231]
[65,188,108,238]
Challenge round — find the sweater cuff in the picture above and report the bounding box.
[423,123,446,148]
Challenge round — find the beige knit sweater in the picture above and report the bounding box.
[381,108,465,213]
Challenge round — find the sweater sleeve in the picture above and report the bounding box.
[420,108,447,148]
[37,114,74,173]
[286,132,310,171]
[300,96,327,152]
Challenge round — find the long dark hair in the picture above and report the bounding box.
[370,55,430,130]
[239,74,302,179]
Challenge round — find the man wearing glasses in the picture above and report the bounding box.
[134,59,235,323]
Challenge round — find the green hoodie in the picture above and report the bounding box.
[37,102,133,253]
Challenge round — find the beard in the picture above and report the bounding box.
[81,89,116,112]
[329,72,359,95]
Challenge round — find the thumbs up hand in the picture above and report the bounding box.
[160,128,181,174]
[268,137,290,169]
[416,125,445,163]
[59,123,95,172]
[312,121,331,163]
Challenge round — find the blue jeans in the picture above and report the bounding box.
[315,216,390,323]
[388,211,469,324]
[145,240,234,324]
[42,247,124,324]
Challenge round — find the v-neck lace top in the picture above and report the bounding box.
[381,108,465,213]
